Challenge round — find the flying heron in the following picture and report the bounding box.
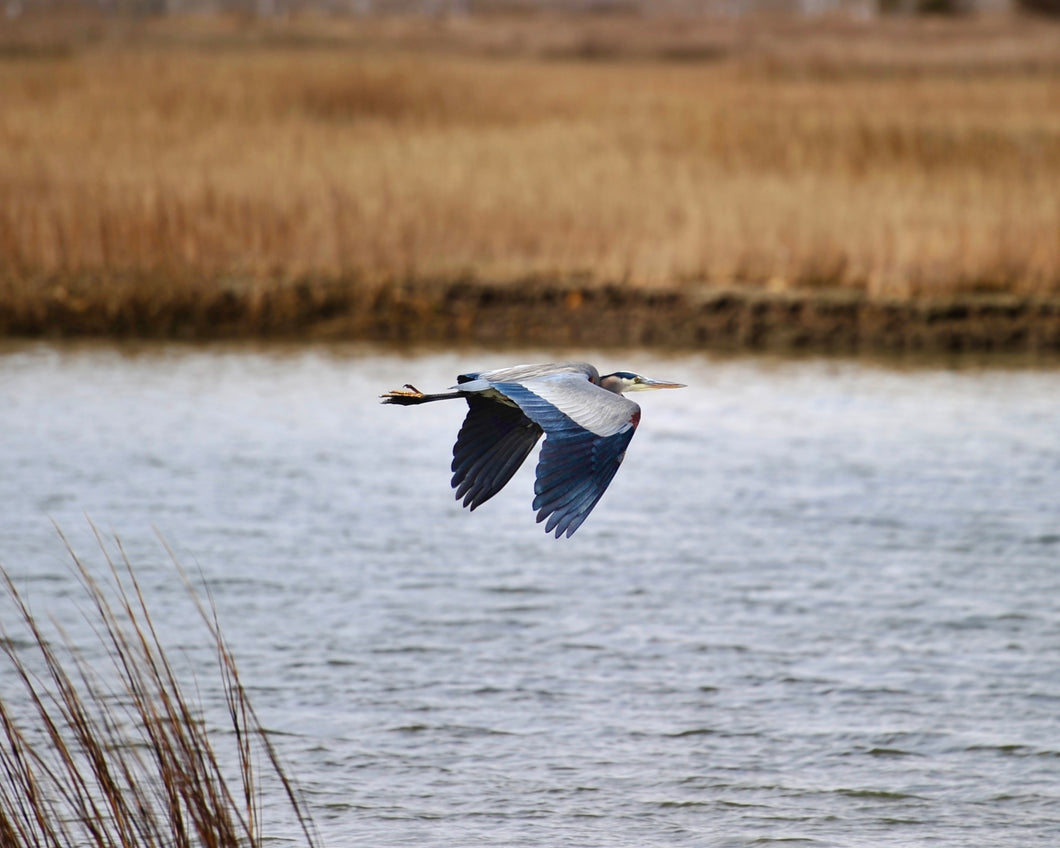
[381,362,685,537]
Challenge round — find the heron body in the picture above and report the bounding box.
[381,362,684,538]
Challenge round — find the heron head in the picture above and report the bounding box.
[600,371,686,395]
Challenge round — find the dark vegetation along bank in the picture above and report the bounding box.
[4,277,1060,354]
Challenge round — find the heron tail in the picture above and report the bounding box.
[380,385,464,405]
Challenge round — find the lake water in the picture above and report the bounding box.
[1,342,1059,847]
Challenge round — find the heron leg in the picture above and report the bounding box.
[380,385,465,405]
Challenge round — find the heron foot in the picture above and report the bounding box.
[380,384,424,400]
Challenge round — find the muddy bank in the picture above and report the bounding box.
[4,278,1060,355]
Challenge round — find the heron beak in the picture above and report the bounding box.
[641,378,686,390]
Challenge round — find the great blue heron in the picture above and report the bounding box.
[381,362,685,537]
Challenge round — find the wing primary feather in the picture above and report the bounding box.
[535,474,597,517]
[458,429,539,509]
[450,395,541,511]
[455,426,530,494]
[545,483,609,538]
[537,483,599,536]
[533,447,596,493]
[456,443,533,507]
[530,423,637,537]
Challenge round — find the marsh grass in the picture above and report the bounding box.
[1,11,1059,337]
[0,527,320,848]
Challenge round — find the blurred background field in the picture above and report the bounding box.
[1,6,1059,344]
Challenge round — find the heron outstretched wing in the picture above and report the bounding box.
[484,373,641,538]
[451,395,542,510]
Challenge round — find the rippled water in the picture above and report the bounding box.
[2,342,1059,847]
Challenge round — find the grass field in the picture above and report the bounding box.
[1,11,1059,339]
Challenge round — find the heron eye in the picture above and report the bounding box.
[634,376,643,383]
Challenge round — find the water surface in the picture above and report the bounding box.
[1,342,1059,846]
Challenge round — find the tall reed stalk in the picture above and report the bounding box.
[0,527,320,848]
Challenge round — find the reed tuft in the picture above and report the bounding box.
[0,527,320,848]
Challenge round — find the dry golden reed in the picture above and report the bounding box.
[1,11,1059,323]
[0,526,319,848]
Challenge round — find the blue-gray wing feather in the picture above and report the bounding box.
[532,423,635,537]
[451,395,542,510]
[486,379,639,538]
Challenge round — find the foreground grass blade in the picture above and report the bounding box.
[0,528,320,848]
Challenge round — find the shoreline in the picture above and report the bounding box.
[4,278,1059,355]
